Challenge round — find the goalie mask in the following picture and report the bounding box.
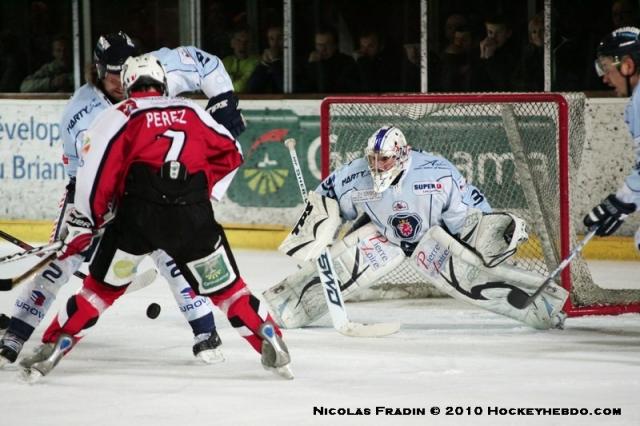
[365,126,410,193]
[121,53,168,97]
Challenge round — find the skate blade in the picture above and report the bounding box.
[18,367,44,384]
[264,363,294,380]
[0,356,11,369]
[195,348,225,364]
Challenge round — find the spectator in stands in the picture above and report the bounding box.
[400,42,420,91]
[223,27,260,93]
[0,30,26,92]
[355,30,401,92]
[440,25,474,92]
[442,13,467,52]
[304,26,359,93]
[612,0,638,29]
[247,25,284,93]
[513,14,544,91]
[20,35,72,92]
[470,14,519,91]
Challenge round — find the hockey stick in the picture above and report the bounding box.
[285,138,400,337]
[0,241,62,264]
[0,229,157,293]
[507,228,598,309]
[316,248,401,337]
[284,138,308,199]
[0,253,57,291]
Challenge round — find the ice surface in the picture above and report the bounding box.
[0,245,639,426]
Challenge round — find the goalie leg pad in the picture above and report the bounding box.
[410,226,568,330]
[263,223,405,328]
[459,210,529,267]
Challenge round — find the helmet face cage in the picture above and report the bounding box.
[120,54,168,97]
[94,31,138,80]
[364,126,409,193]
[595,26,640,76]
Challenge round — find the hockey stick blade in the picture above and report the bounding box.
[508,228,598,310]
[125,268,158,294]
[338,321,402,338]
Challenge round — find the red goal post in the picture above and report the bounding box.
[320,93,640,317]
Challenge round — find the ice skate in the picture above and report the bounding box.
[258,322,293,380]
[20,334,74,383]
[0,313,10,332]
[0,333,24,367]
[192,331,225,364]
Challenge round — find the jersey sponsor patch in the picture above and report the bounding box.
[351,189,382,203]
[413,181,443,195]
[388,213,422,240]
[341,170,369,186]
[392,200,408,211]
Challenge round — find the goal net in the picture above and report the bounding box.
[320,93,640,317]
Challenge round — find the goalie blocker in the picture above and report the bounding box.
[264,196,566,330]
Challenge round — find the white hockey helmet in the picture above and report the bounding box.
[364,125,410,192]
[120,53,168,97]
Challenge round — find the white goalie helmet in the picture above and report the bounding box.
[364,125,410,192]
[120,53,168,98]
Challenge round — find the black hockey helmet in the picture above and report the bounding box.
[595,26,640,76]
[94,31,138,79]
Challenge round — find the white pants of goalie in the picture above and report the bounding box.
[263,223,567,330]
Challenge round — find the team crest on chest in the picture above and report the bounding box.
[388,213,422,240]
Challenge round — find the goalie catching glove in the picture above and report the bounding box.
[57,210,97,260]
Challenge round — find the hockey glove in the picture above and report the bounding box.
[58,210,96,260]
[583,194,636,236]
[206,91,246,138]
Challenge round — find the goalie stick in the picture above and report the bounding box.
[507,228,598,309]
[284,138,307,199]
[316,248,401,337]
[0,229,157,293]
[284,138,401,337]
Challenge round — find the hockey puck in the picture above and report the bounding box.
[146,303,161,319]
[0,313,10,330]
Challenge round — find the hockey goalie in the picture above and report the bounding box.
[263,126,568,330]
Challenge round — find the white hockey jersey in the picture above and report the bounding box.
[60,46,233,177]
[315,150,491,247]
[618,82,640,209]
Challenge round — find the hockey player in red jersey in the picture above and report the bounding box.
[21,54,292,381]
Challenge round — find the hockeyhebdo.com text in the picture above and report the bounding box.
[0,115,60,147]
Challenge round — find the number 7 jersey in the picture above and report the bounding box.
[74,93,243,227]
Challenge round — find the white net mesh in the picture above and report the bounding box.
[322,93,640,310]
